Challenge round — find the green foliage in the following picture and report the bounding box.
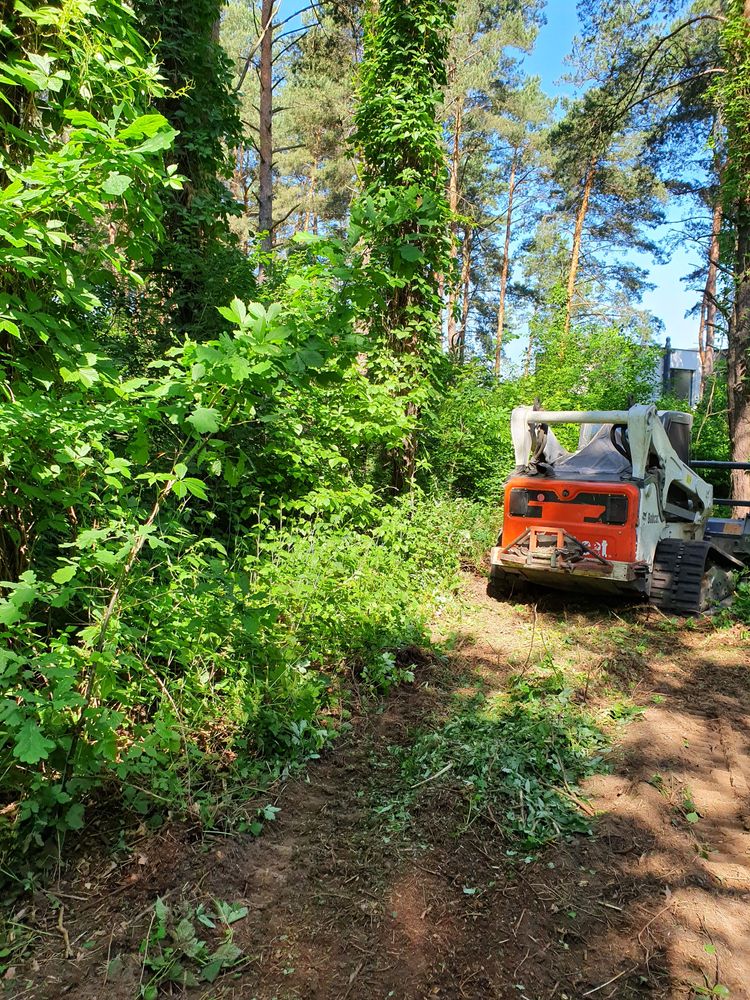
[136,895,247,996]
[723,579,750,626]
[129,0,253,343]
[352,0,456,487]
[355,0,455,185]
[381,666,609,847]
[0,0,176,366]
[4,0,691,890]
[524,296,661,418]
[424,311,660,498]
[693,370,732,499]
[425,362,520,499]
[0,396,494,862]
[0,0,475,868]
[712,2,750,215]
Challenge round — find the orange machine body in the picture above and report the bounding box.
[501,477,641,563]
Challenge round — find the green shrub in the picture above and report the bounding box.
[0,494,496,869]
[425,362,519,500]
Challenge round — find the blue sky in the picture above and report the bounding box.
[525,1,704,351]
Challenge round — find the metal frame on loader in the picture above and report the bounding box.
[489,404,749,613]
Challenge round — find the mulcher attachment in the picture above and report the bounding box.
[649,539,740,613]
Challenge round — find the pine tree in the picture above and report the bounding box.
[441,0,543,357]
[713,0,750,506]
[273,12,359,237]
[489,75,552,373]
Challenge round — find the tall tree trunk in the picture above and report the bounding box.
[726,1,750,510]
[457,224,472,362]
[446,100,462,352]
[258,0,274,264]
[728,203,750,509]
[494,150,518,376]
[698,195,722,394]
[303,158,319,232]
[564,157,596,344]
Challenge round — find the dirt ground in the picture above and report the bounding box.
[5,573,750,1000]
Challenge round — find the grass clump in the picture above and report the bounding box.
[722,578,750,626]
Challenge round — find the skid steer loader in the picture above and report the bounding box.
[488,404,750,612]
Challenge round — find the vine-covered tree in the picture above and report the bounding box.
[353,0,456,489]
[131,0,249,337]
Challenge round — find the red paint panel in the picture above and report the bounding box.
[501,477,640,562]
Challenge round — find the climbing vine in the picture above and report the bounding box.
[351,0,456,489]
[130,0,253,342]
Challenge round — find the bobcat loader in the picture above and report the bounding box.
[489,404,750,612]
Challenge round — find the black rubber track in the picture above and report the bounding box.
[649,539,713,613]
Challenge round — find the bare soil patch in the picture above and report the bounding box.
[5,574,750,999]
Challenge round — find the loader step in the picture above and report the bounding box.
[649,539,732,613]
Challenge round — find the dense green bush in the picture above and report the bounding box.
[0,489,495,864]
[425,362,520,500]
[0,0,476,865]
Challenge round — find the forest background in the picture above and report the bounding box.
[1,0,748,872]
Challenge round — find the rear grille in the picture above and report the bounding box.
[508,487,629,525]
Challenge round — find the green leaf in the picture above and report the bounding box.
[173,917,197,944]
[211,940,242,964]
[52,564,77,584]
[398,245,423,262]
[13,721,55,764]
[216,901,248,925]
[186,407,220,434]
[0,602,21,626]
[93,549,120,568]
[102,172,132,196]
[64,109,109,132]
[183,478,208,500]
[118,114,170,139]
[201,960,222,983]
[686,811,700,824]
[65,803,86,830]
[131,129,177,154]
[704,943,717,955]
[106,954,124,981]
[217,298,249,326]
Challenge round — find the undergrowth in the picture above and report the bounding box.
[0,495,497,878]
[378,665,614,848]
[722,578,750,627]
